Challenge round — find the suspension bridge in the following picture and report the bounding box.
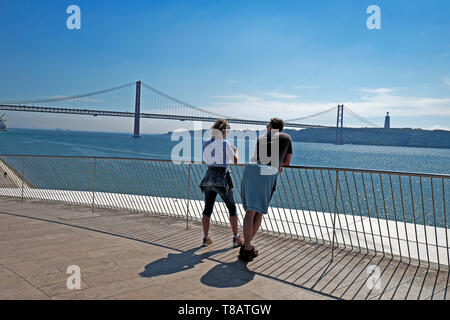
[0,81,379,144]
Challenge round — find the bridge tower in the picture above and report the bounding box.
[133,81,141,138]
[335,104,344,145]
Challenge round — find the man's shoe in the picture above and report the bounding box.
[239,246,258,261]
[240,244,258,257]
[238,249,253,262]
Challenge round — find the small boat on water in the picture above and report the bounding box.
[0,114,6,131]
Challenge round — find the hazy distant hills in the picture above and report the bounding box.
[286,128,450,149]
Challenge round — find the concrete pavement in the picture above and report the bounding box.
[0,197,448,300]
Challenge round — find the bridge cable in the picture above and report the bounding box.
[345,107,379,127]
[141,82,237,120]
[285,106,337,122]
[0,82,136,105]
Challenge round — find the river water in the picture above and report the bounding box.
[1,128,448,227]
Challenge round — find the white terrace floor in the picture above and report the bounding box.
[0,197,448,300]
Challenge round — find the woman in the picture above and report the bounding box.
[199,119,243,248]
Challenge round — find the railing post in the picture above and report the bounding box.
[91,157,97,214]
[331,170,339,261]
[21,156,25,203]
[186,163,191,229]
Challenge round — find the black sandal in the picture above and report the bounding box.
[239,245,259,261]
[240,244,258,256]
[239,249,253,262]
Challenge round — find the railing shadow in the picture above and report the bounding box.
[0,198,448,300]
[142,217,449,300]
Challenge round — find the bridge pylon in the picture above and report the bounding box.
[335,104,344,145]
[133,81,141,138]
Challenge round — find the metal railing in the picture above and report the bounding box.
[0,154,449,269]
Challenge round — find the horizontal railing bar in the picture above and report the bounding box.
[1,153,448,269]
[0,154,449,179]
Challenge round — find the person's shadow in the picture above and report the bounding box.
[200,260,255,288]
[139,246,255,288]
[139,246,231,279]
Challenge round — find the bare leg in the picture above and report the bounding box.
[243,210,256,250]
[252,212,263,238]
[229,215,239,236]
[202,214,210,238]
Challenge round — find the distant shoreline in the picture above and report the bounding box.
[286,127,450,149]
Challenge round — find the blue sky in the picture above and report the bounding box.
[0,0,449,133]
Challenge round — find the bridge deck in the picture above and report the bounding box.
[0,197,448,300]
[0,104,328,129]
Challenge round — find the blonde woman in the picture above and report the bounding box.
[199,119,243,248]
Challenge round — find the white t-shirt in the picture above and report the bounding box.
[203,138,235,167]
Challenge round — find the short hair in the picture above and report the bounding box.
[269,118,284,131]
[211,118,230,132]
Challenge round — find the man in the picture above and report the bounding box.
[239,118,293,261]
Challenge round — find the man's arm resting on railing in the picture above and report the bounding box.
[280,153,292,172]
